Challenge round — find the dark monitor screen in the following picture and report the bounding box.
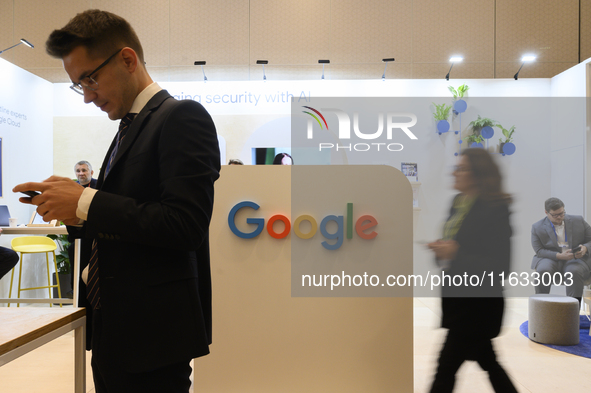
[0,205,10,226]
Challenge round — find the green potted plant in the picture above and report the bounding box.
[449,84,469,114]
[497,124,516,154]
[47,234,72,299]
[433,102,452,134]
[448,84,469,99]
[468,115,496,135]
[462,132,485,148]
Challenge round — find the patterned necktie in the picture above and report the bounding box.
[87,113,135,309]
[86,239,100,309]
[105,113,135,178]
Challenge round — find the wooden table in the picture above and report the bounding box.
[0,307,86,392]
[0,226,80,306]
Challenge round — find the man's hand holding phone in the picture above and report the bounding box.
[13,176,85,223]
[573,245,587,259]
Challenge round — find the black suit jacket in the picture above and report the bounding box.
[441,195,512,338]
[70,90,220,372]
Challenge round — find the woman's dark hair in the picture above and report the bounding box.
[461,148,511,204]
[273,153,293,165]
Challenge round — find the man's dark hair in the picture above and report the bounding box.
[272,153,293,165]
[46,9,144,62]
[545,197,564,212]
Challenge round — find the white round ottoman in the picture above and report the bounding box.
[528,294,579,345]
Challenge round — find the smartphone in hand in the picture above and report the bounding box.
[20,191,40,198]
[572,245,582,254]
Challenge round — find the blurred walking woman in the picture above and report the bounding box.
[427,149,517,393]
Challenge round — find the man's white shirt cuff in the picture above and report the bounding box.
[77,187,98,221]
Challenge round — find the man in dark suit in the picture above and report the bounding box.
[531,197,591,303]
[14,9,219,393]
[74,160,98,189]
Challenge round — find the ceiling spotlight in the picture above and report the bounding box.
[20,39,34,48]
[194,61,207,82]
[318,60,330,80]
[445,56,463,81]
[382,58,395,81]
[256,60,268,81]
[0,38,35,55]
[514,55,536,80]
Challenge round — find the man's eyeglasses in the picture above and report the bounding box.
[548,210,566,218]
[70,48,123,95]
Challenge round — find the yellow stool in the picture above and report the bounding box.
[8,236,62,307]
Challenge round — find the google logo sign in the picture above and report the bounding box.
[228,201,378,250]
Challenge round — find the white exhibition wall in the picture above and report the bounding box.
[0,53,588,300]
[549,57,591,221]
[0,57,53,298]
[552,57,591,225]
[51,75,586,298]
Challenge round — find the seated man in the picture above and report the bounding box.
[0,228,19,280]
[531,197,591,304]
[67,161,98,298]
[74,160,97,188]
